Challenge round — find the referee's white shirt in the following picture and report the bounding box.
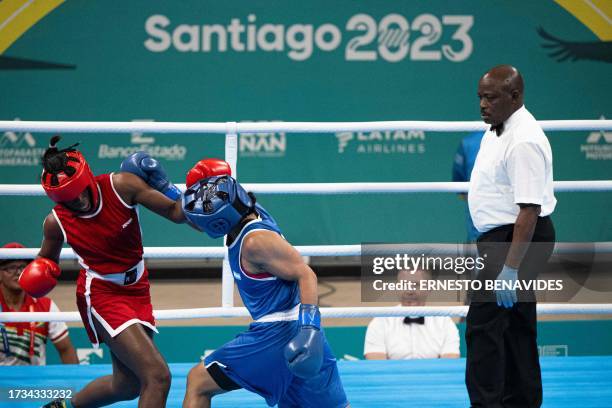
[468,105,556,233]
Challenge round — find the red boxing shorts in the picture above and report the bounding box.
[76,268,157,346]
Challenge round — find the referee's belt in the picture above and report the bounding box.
[85,260,145,286]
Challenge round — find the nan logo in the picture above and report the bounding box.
[239,121,286,158]
[0,120,44,166]
[335,130,426,155]
[580,116,612,160]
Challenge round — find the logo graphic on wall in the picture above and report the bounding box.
[0,0,75,70]
[98,120,187,161]
[538,345,568,357]
[239,122,286,158]
[0,122,44,166]
[335,130,426,155]
[581,117,612,160]
[539,1,611,63]
[538,27,612,63]
[77,348,104,365]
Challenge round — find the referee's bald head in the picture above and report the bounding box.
[484,65,524,96]
[478,65,524,126]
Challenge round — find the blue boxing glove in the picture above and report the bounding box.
[495,265,518,308]
[120,152,181,200]
[284,304,324,379]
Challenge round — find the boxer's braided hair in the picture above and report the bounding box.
[41,135,81,186]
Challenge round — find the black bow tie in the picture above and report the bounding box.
[490,123,504,136]
[403,316,425,325]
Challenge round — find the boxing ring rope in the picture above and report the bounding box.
[1,242,612,260]
[1,119,611,133]
[1,119,611,320]
[2,180,612,196]
[2,304,612,323]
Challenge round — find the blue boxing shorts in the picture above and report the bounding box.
[204,320,348,407]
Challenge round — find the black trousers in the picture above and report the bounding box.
[466,216,555,408]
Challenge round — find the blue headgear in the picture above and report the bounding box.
[182,175,255,238]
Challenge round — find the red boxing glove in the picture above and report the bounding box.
[186,158,232,188]
[18,258,61,298]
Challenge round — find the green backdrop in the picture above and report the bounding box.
[1,1,610,246]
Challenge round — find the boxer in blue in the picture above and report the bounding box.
[181,159,349,408]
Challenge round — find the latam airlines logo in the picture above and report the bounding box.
[0,120,44,166]
[580,116,612,160]
[335,130,426,155]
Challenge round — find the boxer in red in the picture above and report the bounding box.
[21,136,230,408]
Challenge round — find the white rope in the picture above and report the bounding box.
[0,247,230,260]
[0,242,610,260]
[0,246,352,260]
[1,242,610,260]
[0,119,611,133]
[243,180,612,194]
[2,180,612,196]
[0,304,610,323]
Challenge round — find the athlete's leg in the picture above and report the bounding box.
[183,362,229,408]
[72,317,170,408]
[185,321,296,407]
[71,350,140,407]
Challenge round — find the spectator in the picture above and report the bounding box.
[0,242,78,365]
[452,131,484,242]
[364,269,460,360]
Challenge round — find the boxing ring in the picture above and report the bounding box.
[2,357,611,407]
[1,119,612,407]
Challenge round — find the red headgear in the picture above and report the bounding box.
[40,137,99,209]
[2,242,25,249]
[0,242,31,266]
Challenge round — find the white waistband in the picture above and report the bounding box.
[254,303,300,323]
[85,260,145,286]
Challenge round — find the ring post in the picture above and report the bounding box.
[222,122,238,307]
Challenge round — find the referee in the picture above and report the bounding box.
[466,65,556,408]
